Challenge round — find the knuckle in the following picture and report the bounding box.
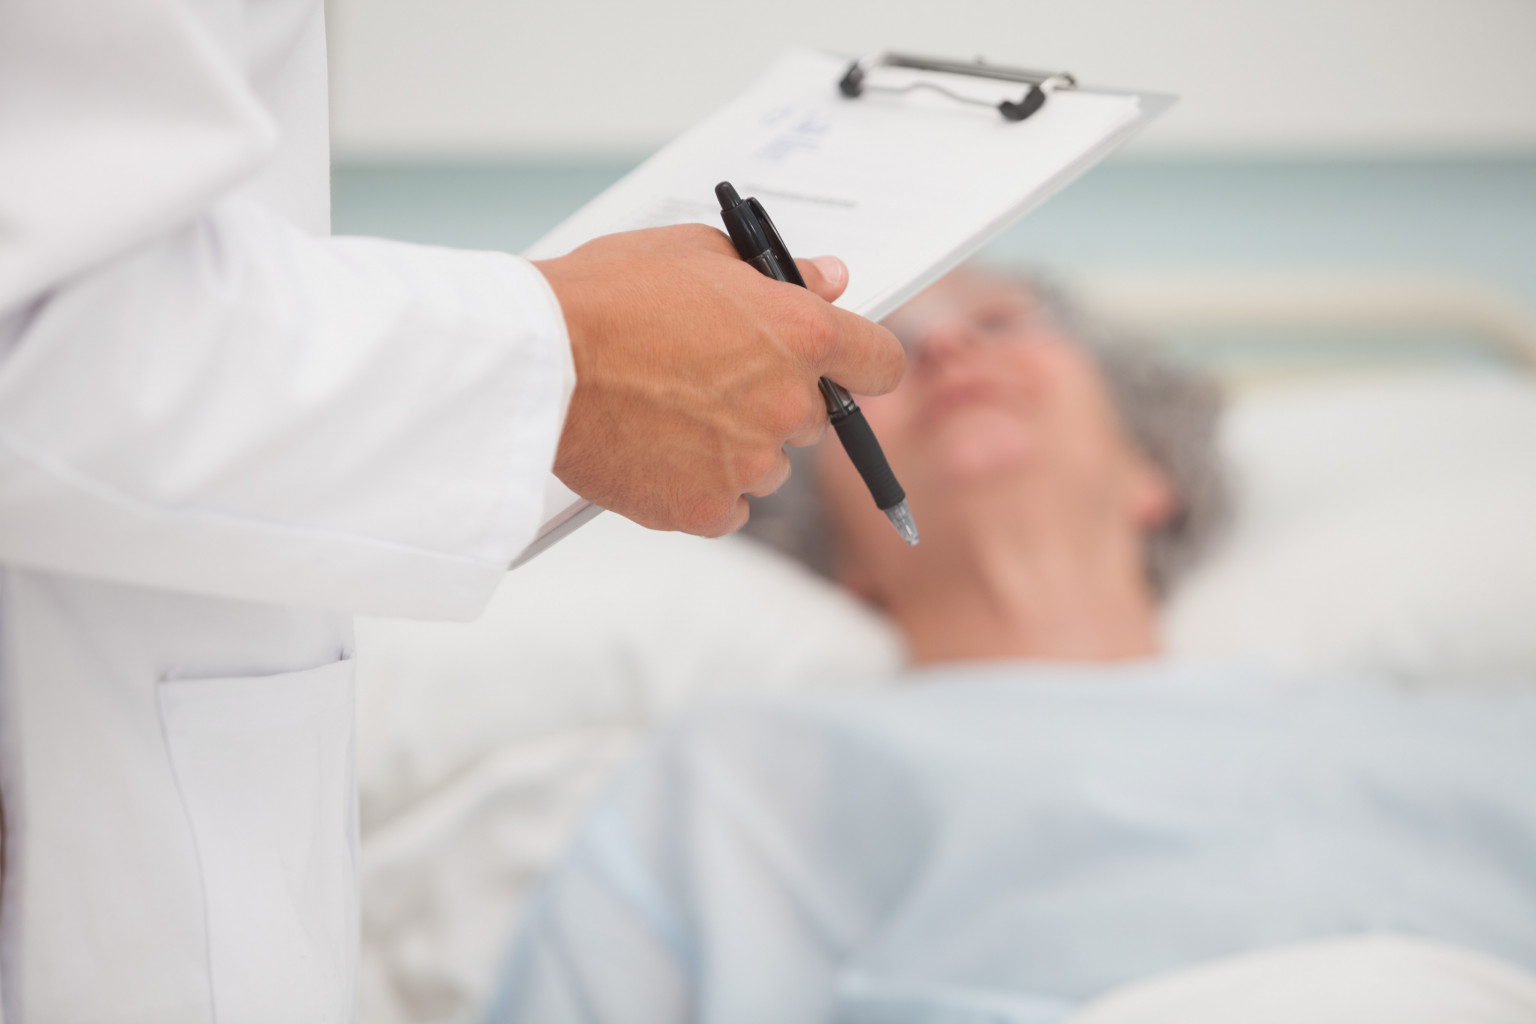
[702,498,746,537]
[739,447,782,489]
[763,394,809,440]
[786,418,829,447]
[799,388,827,429]
[846,325,906,395]
[678,492,736,536]
[793,303,840,369]
[771,389,823,441]
[693,516,728,538]
[773,386,828,444]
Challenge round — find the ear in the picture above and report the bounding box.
[1127,457,1175,533]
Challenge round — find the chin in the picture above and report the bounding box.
[923,417,1036,485]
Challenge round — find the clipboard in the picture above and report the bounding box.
[511,48,1174,568]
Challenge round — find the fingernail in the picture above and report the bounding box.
[811,256,846,289]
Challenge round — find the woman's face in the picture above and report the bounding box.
[816,270,1170,585]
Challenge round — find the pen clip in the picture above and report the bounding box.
[746,197,806,288]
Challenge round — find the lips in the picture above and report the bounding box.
[914,377,1011,429]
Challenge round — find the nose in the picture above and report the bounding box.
[907,318,975,367]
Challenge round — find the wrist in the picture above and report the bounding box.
[531,254,607,493]
[531,255,597,389]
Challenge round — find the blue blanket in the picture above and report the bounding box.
[488,661,1536,1023]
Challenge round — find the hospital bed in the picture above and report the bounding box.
[351,268,1536,1024]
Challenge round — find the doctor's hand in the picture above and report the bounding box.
[535,224,905,536]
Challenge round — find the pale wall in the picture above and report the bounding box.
[326,0,1536,160]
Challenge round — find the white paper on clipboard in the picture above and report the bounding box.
[511,47,1172,568]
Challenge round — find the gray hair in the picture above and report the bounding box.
[742,271,1230,600]
[1040,277,1230,596]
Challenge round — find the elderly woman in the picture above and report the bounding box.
[748,266,1228,659]
[487,270,1536,1023]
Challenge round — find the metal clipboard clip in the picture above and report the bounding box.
[838,52,1078,122]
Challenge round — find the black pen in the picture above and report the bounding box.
[716,181,918,546]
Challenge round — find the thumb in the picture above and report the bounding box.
[796,255,849,303]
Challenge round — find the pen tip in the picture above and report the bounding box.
[884,501,920,546]
[715,181,741,210]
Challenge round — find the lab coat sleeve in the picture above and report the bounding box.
[0,0,575,621]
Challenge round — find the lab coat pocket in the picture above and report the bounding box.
[159,656,358,1024]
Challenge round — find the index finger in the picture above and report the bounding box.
[817,306,907,397]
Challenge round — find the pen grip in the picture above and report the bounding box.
[832,407,906,511]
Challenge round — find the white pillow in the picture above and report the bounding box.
[1069,934,1536,1024]
[1163,371,1536,681]
[355,514,903,825]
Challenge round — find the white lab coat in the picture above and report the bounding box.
[0,1,574,1021]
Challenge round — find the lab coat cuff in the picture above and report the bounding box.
[512,255,578,416]
[482,254,577,575]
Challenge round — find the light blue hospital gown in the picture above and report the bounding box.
[487,661,1536,1024]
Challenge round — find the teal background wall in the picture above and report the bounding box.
[333,158,1536,312]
